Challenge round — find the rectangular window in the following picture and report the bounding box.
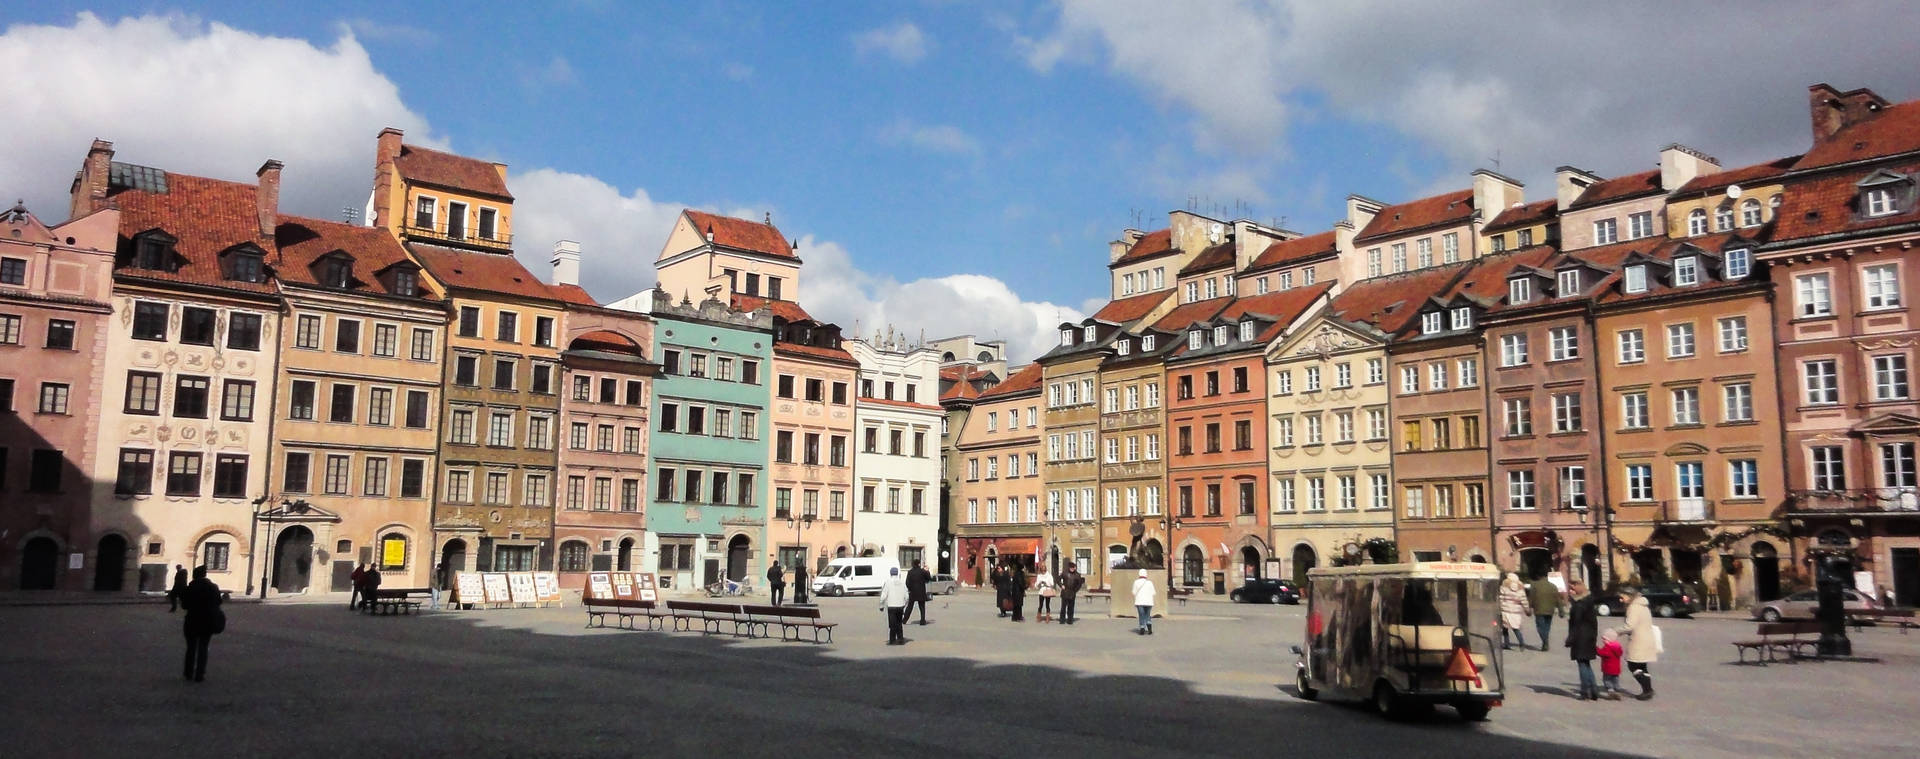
[282,452,311,493]
[328,383,355,423]
[173,376,209,418]
[1404,487,1425,518]
[220,380,256,422]
[496,312,518,343]
[166,451,203,496]
[1804,360,1840,404]
[1277,479,1295,512]
[1874,355,1911,400]
[1618,329,1644,363]
[125,371,162,414]
[1457,358,1478,388]
[1671,387,1700,425]
[43,319,75,350]
[1622,392,1649,429]
[1625,464,1652,501]
[1628,211,1654,240]
[322,454,351,495]
[487,412,513,447]
[1559,466,1587,509]
[445,470,472,503]
[1729,460,1760,499]
[1722,383,1753,422]
[404,390,430,428]
[1865,264,1902,310]
[449,409,476,444]
[1673,256,1699,286]
[332,318,360,354]
[1717,317,1748,353]
[454,355,478,386]
[1553,393,1582,432]
[1725,248,1751,279]
[365,387,393,426]
[0,313,19,344]
[1500,333,1528,367]
[492,359,516,391]
[1503,398,1532,436]
[1392,242,1407,272]
[179,307,216,345]
[115,448,155,495]
[1593,218,1617,244]
[133,301,170,341]
[484,472,510,505]
[1416,238,1433,268]
[1506,470,1536,510]
[400,459,425,498]
[1812,446,1845,491]
[1666,323,1696,358]
[1549,326,1579,361]
[1797,273,1832,317]
[362,457,389,497]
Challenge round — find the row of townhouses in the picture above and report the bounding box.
[942,83,1920,611]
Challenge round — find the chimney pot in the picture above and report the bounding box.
[551,240,582,287]
[255,159,283,236]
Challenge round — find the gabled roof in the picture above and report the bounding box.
[274,215,425,297]
[1589,233,1764,306]
[1091,290,1172,324]
[1148,295,1233,332]
[1676,155,1800,195]
[1329,261,1475,335]
[1796,99,1920,170]
[1176,241,1235,275]
[1447,246,1563,315]
[685,210,796,259]
[1171,283,1332,357]
[977,362,1044,400]
[1481,199,1559,234]
[1109,228,1174,267]
[1355,189,1474,243]
[394,144,512,199]
[1769,158,1920,243]
[731,293,816,323]
[109,171,278,295]
[406,243,558,301]
[1566,170,1663,211]
[1244,230,1336,273]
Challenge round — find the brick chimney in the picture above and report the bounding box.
[1658,144,1720,192]
[255,160,282,236]
[1808,83,1891,141]
[371,127,404,228]
[551,240,581,286]
[68,139,114,221]
[1109,228,1145,263]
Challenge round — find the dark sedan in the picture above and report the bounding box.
[1230,578,1300,604]
[1592,583,1700,618]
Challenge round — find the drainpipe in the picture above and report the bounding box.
[1587,301,1613,590]
[256,294,293,599]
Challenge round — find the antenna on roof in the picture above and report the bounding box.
[1489,148,1502,172]
[764,211,772,226]
[340,206,358,224]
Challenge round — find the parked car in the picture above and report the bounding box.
[810,557,895,596]
[926,573,958,595]
[1751,588,1879,622]
[1593,583,1700,618]
[1229,577,1300,604]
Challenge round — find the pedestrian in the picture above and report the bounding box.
[905,560,932,625]
[1498,573,1530,650]
[1564,579,1600,701]
[430,562,446,611]
[1612,586,1658,700]
[167,564,188,613]
[363,566,383,612]
[1529,574,1565,652]
[1596,629,1625,700]
[794,563,810,605]
[1035,569,1057,622]
[879,567,910,645]
[179,565,224,682]
[1132,572,1156,635]
[992,564,1009,617]
[1059,564,1083,624]
[349,562,367,610]
[766,561,786,607]
[1009,564,1028,622]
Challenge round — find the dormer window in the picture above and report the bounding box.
[1866,187,1897,217]
[1491,235,1506,253]
[1421,312,1442,335]
[1187,330,1203,350]
[1517,228,1534,247]
[1687,208,1708,236]
[1509,277,1532,304]
[1238,320,1255,342]
[1212,325,1229,346]
[1624,265,1648,294]
[228,251,264,284]
[1673,256,1699,287]
[321,257,353,289]
[1450,307,1472,330]
[1083,325,1096,342]
[132,232,175,271]
[1557,269,1581,297]
[1142,334,1156,351]
[1724,249,1751,279]
[1060,329,1073,346]
[1116,340,1131,356]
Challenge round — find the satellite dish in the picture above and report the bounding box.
[1207,223,1225,243]
[1725,184,1742,199]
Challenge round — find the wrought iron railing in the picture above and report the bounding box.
[403,218,512,248]
[1788,488,1920,513]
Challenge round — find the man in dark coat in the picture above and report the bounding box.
[766,561,786,606]
[168,565,188,612]
[905,560,932,625]
[1009,564,1028,622]
[992,564,1009,617]
[180,566,223,682]
[793,563,810,604]
[1059,564,1084,624]
[349,563,367,609]
[1565,579,1600,701]
[363,566,382,611]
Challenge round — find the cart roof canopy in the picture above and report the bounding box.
[1305,562,1502,582]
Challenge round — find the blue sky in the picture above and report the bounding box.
[7,2,1920,361]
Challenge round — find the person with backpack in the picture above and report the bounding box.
[179,566,224,682]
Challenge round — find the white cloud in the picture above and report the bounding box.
[853,21,929,64]
[879,117,982,156]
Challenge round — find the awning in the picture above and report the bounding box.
[960,537,1040,556]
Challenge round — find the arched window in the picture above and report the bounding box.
[1687,208,1708,236]
[1182,545,1205,587]
[558,540,591,572]
[379,533,409,571]
[1741,198,1762,227]
[1715,203,1734,232]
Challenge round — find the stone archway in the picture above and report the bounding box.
[273,526,315,594]
[94,534,128,591]
[726,534,751,582]
[20,537,59,590]
[1751,541,1782,602]
[1291,543,1317,587]
[617,537,636,571]
[1240,545,1264,580]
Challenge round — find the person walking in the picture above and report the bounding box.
[766,561,786,607]
[1564,579,1600,700]
[1059,564,1083,624]
[430,562,446,610]
[1009,564,1028,622]
[179,566,224,682]
[1529,575,1565,652]
[1035,569,1057,622]
[793,563,810,605]
[167,564,188,613]
[349,563,367,610]
[1498,573,1530,650]
[1596,629,1625,700]
[363,566,383,612]
[1132,572,1156,635]
[992,564,1009,617]
[879,567,910,645]
[905,560,932,624]
[1613,586,1658,700]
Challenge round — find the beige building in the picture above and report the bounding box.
[952,364,1045,586]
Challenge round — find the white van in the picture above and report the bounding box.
[811,557,896,596]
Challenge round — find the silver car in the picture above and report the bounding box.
[1751,589,1878,622]
[925,573,958,595]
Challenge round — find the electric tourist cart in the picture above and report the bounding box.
[1290,562,1506,721]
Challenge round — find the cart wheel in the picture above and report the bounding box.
[1373,682,1403,720]
[1456,701,1491,722]
[1294,669,1318,700]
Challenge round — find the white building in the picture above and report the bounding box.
[846,332,944,569]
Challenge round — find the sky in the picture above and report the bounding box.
[5,1,1920,363]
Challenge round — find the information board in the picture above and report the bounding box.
[610,572,636,600]
[508,572,537,604]
[455,572,486,607]
[586,572,613,600]
[482,573,512,604]
[634,573,658,603]
[533,572,562,605]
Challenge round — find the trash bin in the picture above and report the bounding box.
[1211,570,1226,596]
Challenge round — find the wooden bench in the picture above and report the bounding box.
[740,604,837,643]
[1847,608,1917,634]
[1731,621,1822,663]
[365,588,430,615]
[585,598,666,630]
[666,600,743,635]
[1168,587,1193,606]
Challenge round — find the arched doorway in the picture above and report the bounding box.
[1240,546,1263,580]
[1580,544,1603,591]
[617,538,635,571]
[1181,545,1205,587]
[441,539,467,579]
[1520,548,1554,580]
[1751,541,1781,602]
[20,537,58,590]
[726,535,750,582]
[1291,544,1317,587]
[273,526,315,594]
[95,535,128,591]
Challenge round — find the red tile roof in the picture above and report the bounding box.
[407,244,559,301]
[685,210,795,259]
[1176,241,1235,275]
[1796,99,1920,170]
[1355,189,1474,243]
[1329,262,1475,334]
[861,396,944,412]
[1589,233,1760,306]
[1675,155,1800,195]
[1244,231,1336,273]
[731,293,816,323]
[940,376,982,403]
[274,215,425,297]
[394,144,512,199]
[1567,170,1663,210]
[1449,246,1563,315]
[1147,296,1233,332]
[774,341,858,365]
[1770,158,1920,243]
[1481,199,1559,234]
[978,362,1044,399]
[1109,228,1174,267]
[1092,290,1172,324]
[549,283,599,306]
[568,329,645,357]
[109,172,278,295]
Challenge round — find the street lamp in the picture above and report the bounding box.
[256,497,311,599]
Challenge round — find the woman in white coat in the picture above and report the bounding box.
[1132,573,1156,635]
[1498,573,1530,650]
[1612,587,1658,700]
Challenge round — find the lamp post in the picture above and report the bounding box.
[245,494,269,596]
[257,498,311,600]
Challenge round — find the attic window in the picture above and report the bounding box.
[1238,320,1255,342]
[1116,340,1131,356]
[322,257,352,288]
[1557,270,1580,297]
[1450,307,1472,330]
[1508,277,1532,304]
[1673,256,1699,287]
[1725,249,1751,279]
[228,251,264,283]
[1421,312,1442,335]
[132,232,174,271]
[392,268,419,297]
[1212,325,1229,346]
[1624,265,1648,294]
[1866,187,1898,217]
[1082,325,1096,342]
[1188,330,1203,350]
[1060,329,1073,347]
[1142,334,1155,351]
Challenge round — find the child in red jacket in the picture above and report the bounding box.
[1597,629,1625,700]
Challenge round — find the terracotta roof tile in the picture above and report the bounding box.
[1770,158,1920,242]
[1244,231,1336,273]
[1590,233,1760,306]
[1567,170,1663,210]
[1176,241,1235,275]
[940,379,981,403]
[1450,246,1564,315]
[549,283,599,306]
[1355,189,1474,242]
[394,144,511,199]
[1796,99,1920,170]
[1169,284,1332,356]
[274,215,428,298]
[1481,199,1559,234]
[1109,228,1174,267]
[775,341,859,365]
[407,243,559,301]
[685,210,795,259]
[731,293,815,323]
[978,363,1044,399]
[1675,155,1801,195]
[1147,296,1233,332]
[1092,290,1172,324]
[109,172,278,295]
[1329,262,1475,334]
[567,329,645,357]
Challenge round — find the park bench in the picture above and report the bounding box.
[739,604,837,643]
[1731,621,1822,663]
[1168,587,1193,606]
[585,598,666,630]
[365,588,430,615]
[1847,608,1917,634]
[667,600,743,635]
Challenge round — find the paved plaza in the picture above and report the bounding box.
[4,590,1918,757]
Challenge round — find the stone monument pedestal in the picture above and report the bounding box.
[1107,567,1170,620]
